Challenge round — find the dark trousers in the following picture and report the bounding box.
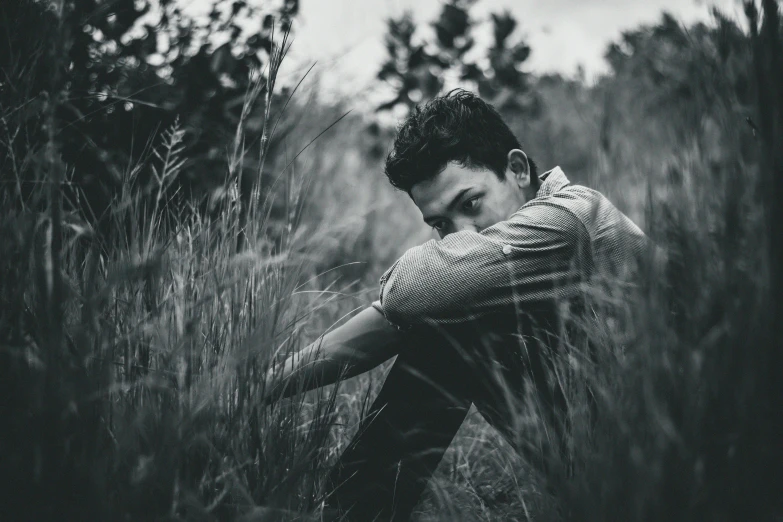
[324,317,570,521]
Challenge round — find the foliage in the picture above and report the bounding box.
[376,0,536,114]
[0,0,298,222]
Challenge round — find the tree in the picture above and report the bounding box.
[599,10,755,158]
[375,11,444,112]
[375,0,536,114]
[0,0,299,222]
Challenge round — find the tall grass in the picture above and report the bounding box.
[0,13,366,520]
[1,1,782,521]
[489,3,783,520]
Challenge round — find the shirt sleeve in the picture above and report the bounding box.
[377,203,591,328]
[370,300,385,317]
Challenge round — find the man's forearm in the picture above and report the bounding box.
[263,340,349,403]
[263,306,404,403]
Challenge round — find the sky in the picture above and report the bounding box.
[185,0,745,105]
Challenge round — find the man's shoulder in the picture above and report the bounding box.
[510,181,646,246]
[543,182,606,211]
[508,183,601,230]
[534,183,624,225]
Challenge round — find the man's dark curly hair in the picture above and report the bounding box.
[385,89,538,194]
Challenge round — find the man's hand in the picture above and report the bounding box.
[262,306,405,404]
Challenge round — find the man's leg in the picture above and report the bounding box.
[458,316,572,476]
[324,325,472,521]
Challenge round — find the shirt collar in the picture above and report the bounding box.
[533,166,569,200]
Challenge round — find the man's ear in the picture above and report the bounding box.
[506,149,531,188]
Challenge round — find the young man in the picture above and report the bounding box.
[265,90,648,520]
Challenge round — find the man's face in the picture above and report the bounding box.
[411,149,534,239]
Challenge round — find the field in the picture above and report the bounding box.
[1,1,782,520]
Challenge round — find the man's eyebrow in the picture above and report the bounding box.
[423,188,473,224]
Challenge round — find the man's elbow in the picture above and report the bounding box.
[380,276,425,326]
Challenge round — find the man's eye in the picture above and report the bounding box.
[431,221,445,231]
[463,197,480,211]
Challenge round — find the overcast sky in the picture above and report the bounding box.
[185,0,744,104]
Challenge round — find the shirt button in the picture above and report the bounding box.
[502,244,512,256]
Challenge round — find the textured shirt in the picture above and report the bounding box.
[372,167,649,330]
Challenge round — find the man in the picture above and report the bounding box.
[264,90,648,520]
